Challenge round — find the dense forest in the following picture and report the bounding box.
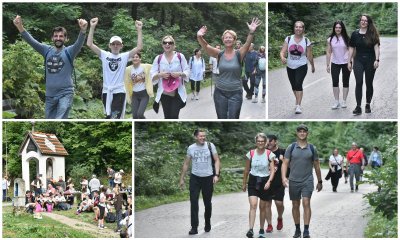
[268,2,398,69]
[2,2,265,119]
[2,122,132,187]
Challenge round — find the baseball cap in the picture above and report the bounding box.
[119,169,124,174]
[109,36,123,44]
[296,124,308,132]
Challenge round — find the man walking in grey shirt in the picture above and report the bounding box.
[13,15,87,119]
[281,124,322,238]
[179,129,221,235]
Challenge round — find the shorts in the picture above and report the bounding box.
[289,176,314,200]
[271,185,285,201]
[247,174,272,201]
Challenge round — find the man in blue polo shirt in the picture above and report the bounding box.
[281,124,322,238]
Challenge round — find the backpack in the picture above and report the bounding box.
[289,142,315,162]
[44,47,77,86]
[105,212,116,223]
[190,56,204,70]
[258,58,266,71]
[217,50,242,75]
[249,149,277,172]
[287,35,309,56]
[207,142,218,176]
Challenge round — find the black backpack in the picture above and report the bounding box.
[105,212,116,223]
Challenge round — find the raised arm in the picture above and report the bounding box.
[129,20,143,58]
[68,19,88,59]
[196,26,220,58]
[13,15,49,55]
[13,15,25,33]
[239,18,262,61]
[87,17,102,56]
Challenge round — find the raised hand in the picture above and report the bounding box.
[247,17,262,33]
[13,15,23,28]
[197,26,207,37]
[78,19,88,31]
[135,20,143,30]
[90,17,99,27]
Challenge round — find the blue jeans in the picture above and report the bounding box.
[116,209,123,229]
[109,179,115,188]
[254,70,266,97]
[45,93,73,119]
[349,164,361,190]
[213,88,243,119]
[3,189,6,201]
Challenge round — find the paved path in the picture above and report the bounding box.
[268,37,397,119]
[135,168,375,238]
[41,211,118,238]
[145,81,266,119]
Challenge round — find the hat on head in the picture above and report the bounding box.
[296,124,308,132]
[92,174,97,178]
[109,36,123,44]
[119,169,124,174]
[352,142,357,146]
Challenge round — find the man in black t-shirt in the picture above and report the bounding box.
[267,134,286,232]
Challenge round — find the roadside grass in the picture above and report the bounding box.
[2,206,96,238]
[364,210,397,238]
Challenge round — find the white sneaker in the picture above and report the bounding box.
[341,101,347,108]
[195,95,199,100]
[295,105,302,114]
[261,98,266,103]
[191,95,195,100]
[331,101,340,109]
[252,96,258,103]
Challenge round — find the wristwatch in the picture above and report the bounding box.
[215,173,220,177]
[318,180,323,184]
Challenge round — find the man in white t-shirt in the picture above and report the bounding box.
[87,17,143,119]
[179,129,221,235]
[208,44,221,80]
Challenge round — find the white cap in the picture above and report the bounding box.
[119,169,124,174]
[109,36,123,44]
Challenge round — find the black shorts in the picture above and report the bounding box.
[247,174,272,201]
[271,185,285,201]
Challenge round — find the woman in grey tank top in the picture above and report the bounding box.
[196,18,262,119]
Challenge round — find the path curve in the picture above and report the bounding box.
[135,169,376,238]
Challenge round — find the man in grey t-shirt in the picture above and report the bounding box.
[281,124,322,238]
[179,129,221,235]
[13,15,87,119]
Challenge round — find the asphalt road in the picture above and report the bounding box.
[144,81,266,119]
[268,37,397,119]
[135,168,375,238]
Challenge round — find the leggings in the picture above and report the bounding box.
[353,56,376,106]
[331,63,350,87]
[102,93,126,119]
[190,79,201,93]
[132,90,149,119]
[287,64,308,91]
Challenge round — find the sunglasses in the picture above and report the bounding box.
[163,41,174,45]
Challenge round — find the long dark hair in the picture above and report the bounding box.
[360,14,380,47]
[329,20,349,47]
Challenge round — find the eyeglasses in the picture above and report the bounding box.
[360,20,368,23]
[163,41,174,45]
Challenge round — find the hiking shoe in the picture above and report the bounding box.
[293,230,301,238]
[204,224,211,232]
[331,101,340,109]
[365,104,371,113]
[295,105,302,114]
[258,229,265,238]
[189,227,198,235]
[341,101,347,108]
[277,218,283,231]
[266,224,273,233]
[252,97,258,103]
[303,230,310,238]
[246,229,254,238]
[261,98,266,103]
[353,106,362,115]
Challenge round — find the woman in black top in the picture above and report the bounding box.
[348,14,380,115]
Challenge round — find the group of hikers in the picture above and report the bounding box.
[280,14,381,115]
[179,126,383,238]
[12,15,265,119]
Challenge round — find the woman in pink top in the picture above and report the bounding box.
[326,20,350,109]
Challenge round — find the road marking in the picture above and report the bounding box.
[197,221,228,235]
[303,76,329,89]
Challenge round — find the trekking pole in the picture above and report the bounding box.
[210,74,213,96]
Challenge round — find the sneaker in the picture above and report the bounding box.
[252,97,258,103]
[341,101,347,108]
[356,186,359,192]
[303,230,310,238]
[246,229,254,238]
[352,106,362,115]
[295,105,302,114]
[365,104,371,113]
[246,94,252,100]
[204,224,211,232]
[331,101,340,109]
[351,189,354,193]
[261,98,266,103]
[195,95,199,100]
[266,224,273,233]
[191,95,195,100]
[293,230,301,238]
[277,218,283,231]
[99,226,104,230]
[189,227,198,235]
[258,229,265,238]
